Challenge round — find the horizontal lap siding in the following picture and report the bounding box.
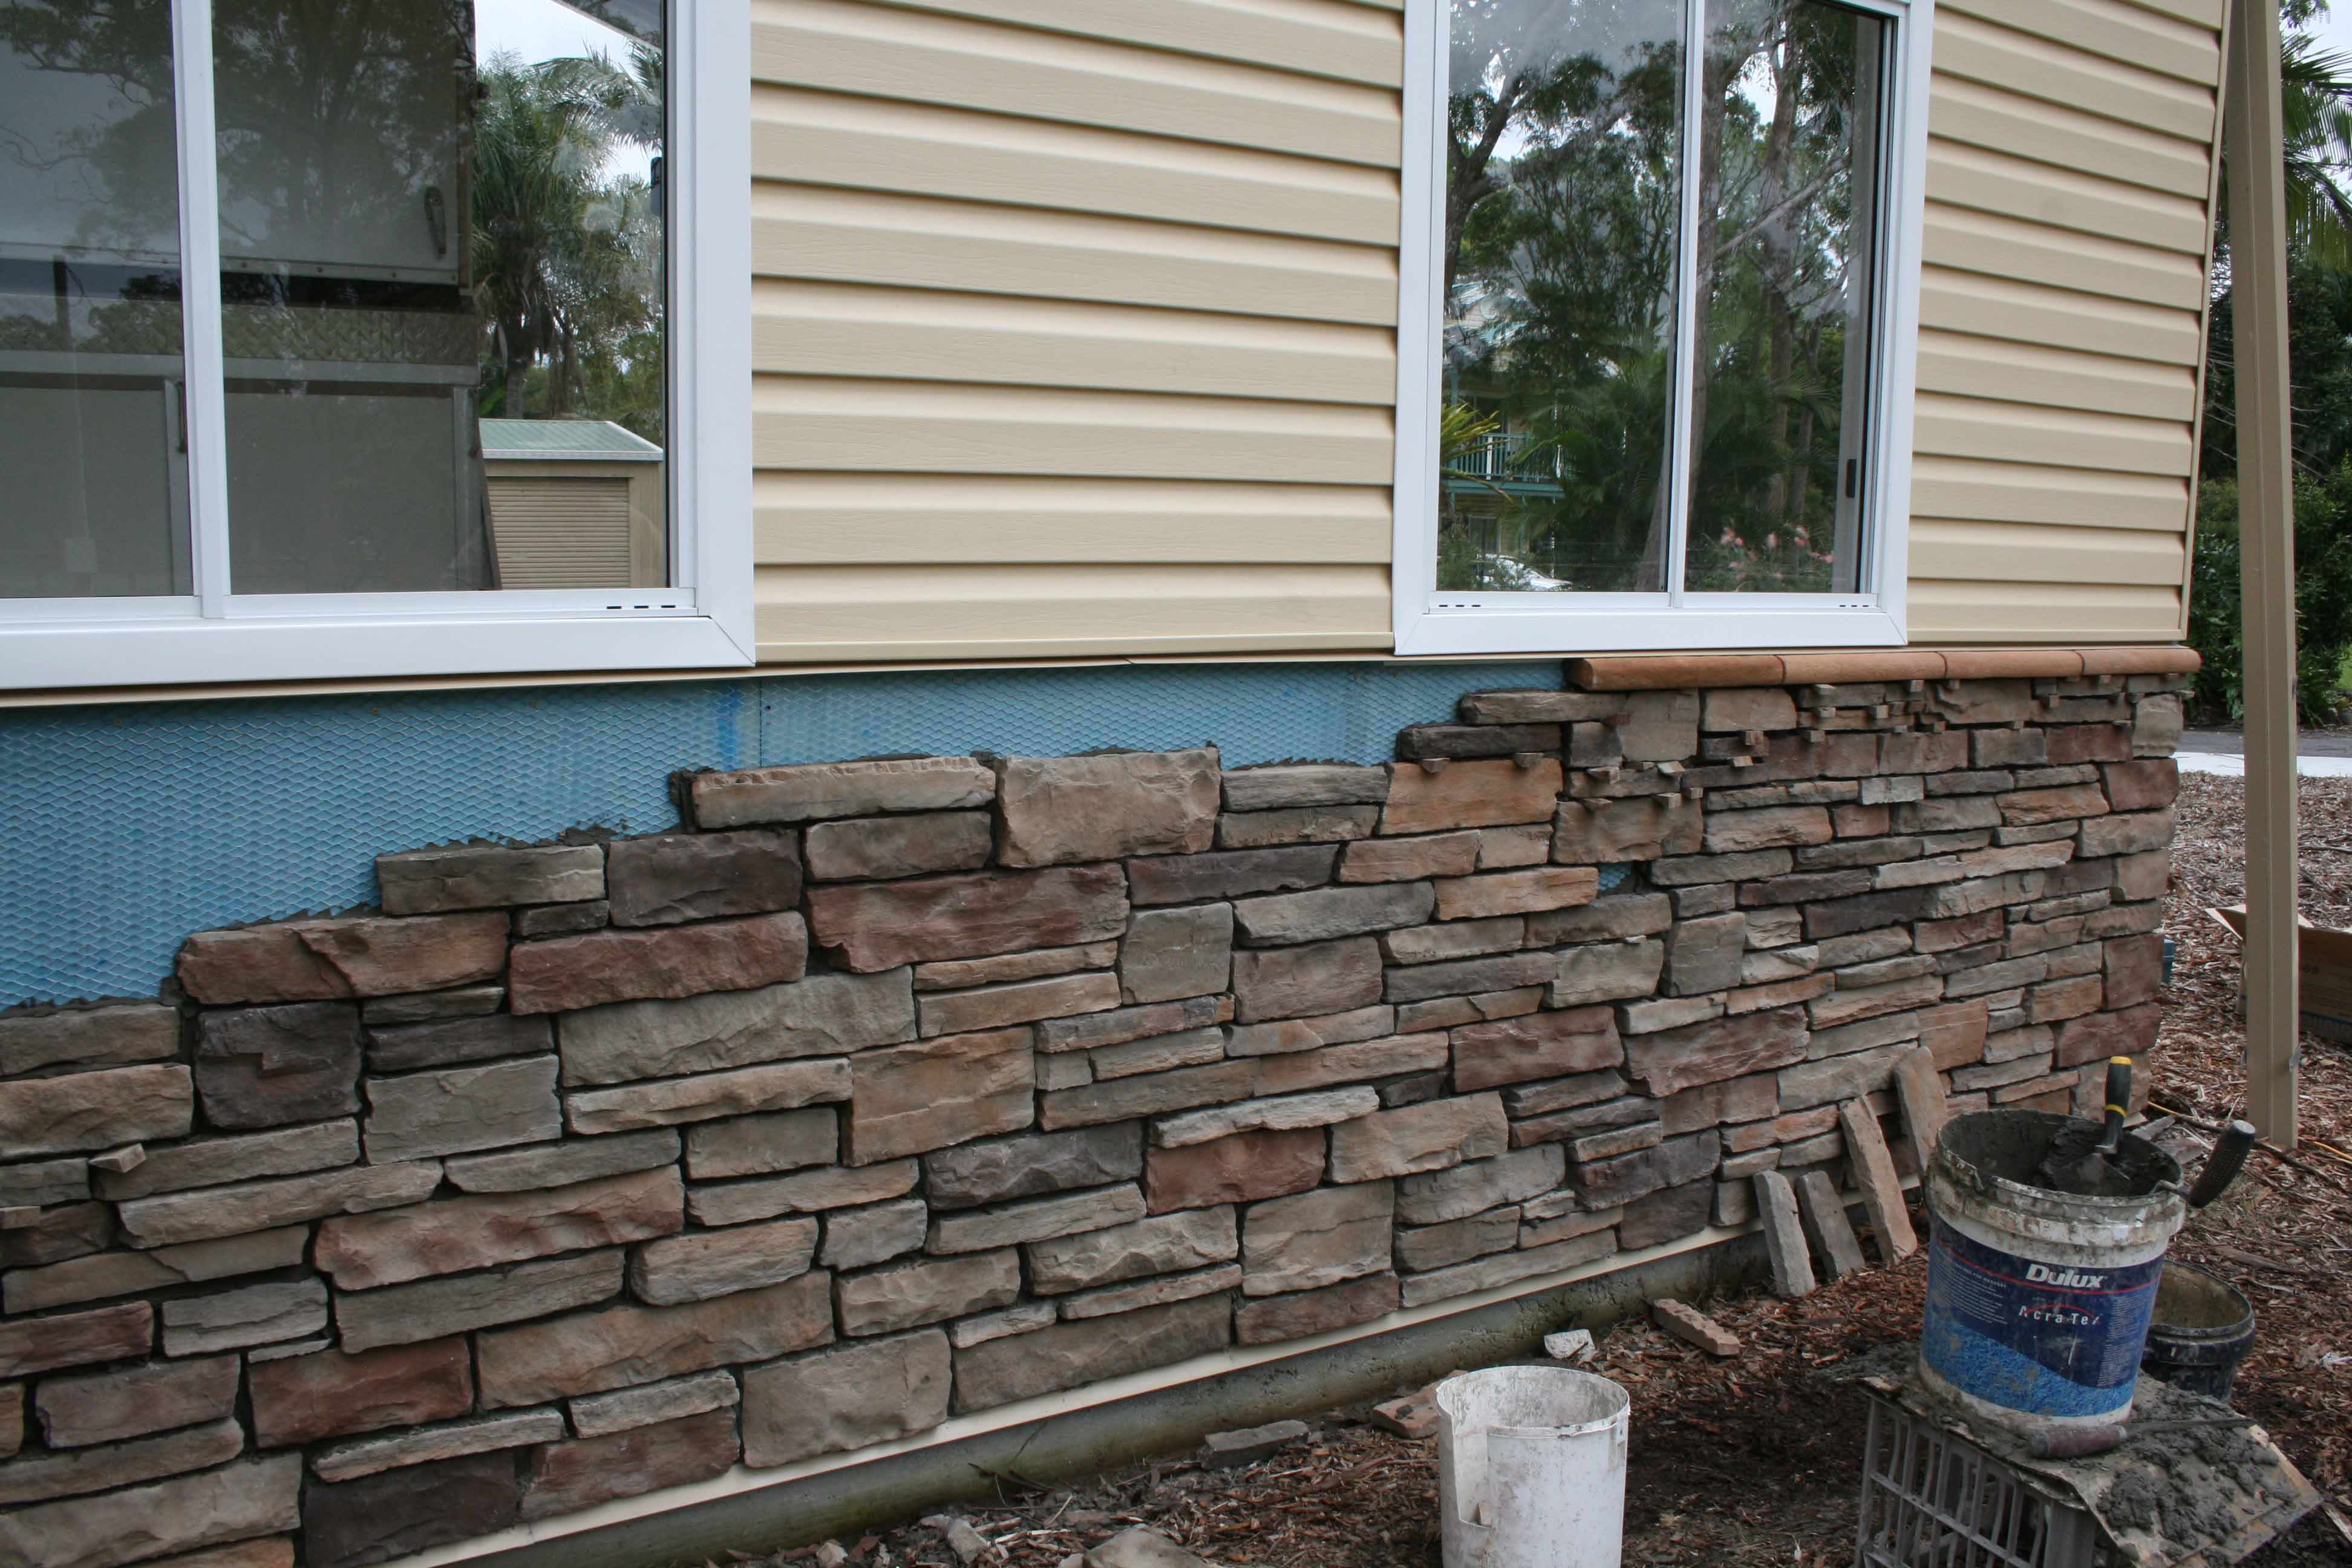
[1908,0,2220,643]
[748,0,1402,663]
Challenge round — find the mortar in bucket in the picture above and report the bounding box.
[1921,1108,2186,1439]
[1435,1365,1628,1568]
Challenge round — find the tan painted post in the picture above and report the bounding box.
[2224,0,2301,1148]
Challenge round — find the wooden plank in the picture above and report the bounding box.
[1837,1100,1919,1262]
[2225,0,2301,1147]
[1923,206,2209,314]
[1794,1171,1870,1282]
[1916,331,2199,423]
[1752,1171,1817,1299]
[1930,76,2215,200]
[843,0,1408,89]
[1910,522,2189,589]
[1926,140,2211,255]
[1909,456,2191,532]
[1907,581,2188,644]
[1893,1048,1953,1177]
[1932,12,2216,142]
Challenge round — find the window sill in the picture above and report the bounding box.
[1393,601,1906,658]
[0,609,756,691]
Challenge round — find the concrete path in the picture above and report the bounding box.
[2182,728,2352,758]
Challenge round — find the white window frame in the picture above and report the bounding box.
[1391,0,1933,657]
[0,0,754,691]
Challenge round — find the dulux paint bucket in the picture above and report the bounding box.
[1919,1110,2186,1437]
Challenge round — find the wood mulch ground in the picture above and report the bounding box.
[779,775,2352,1568]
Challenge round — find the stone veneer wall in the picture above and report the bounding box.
[0,666,2187,1568]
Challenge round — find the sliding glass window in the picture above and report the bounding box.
[1407,0,1920,651]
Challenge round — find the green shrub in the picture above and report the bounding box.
[2189,472,2352,722]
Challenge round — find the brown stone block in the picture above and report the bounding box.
[1223,764,1390,812]
[115,1163,440,1250]
[1921,999,1992,1071]
[178,913,509,1005]
[333,1252,624,1354]
[848,1027,1034,1165]
[302,1450,518,1568]
[477,1273,834,1408]
[1233,882,1437,946]
[2026,973,2105,1024]
[1341,831,1483,884]
[1434,866,1598,921]
[1380,758,1564,834]
[521,1406,739,1521]
[363,1054,562,1162]
[1396,722,1563,760]
[316,1169,683,1290]
[1390,949,1560,1005]
[565,1059,849,1135]
[508,912,808,1014]
[376,843,603,916]
[2,1455,300,1568]
[952,1295,1230,1414]
[0,1063,192,1160]
[249,1338,471,1449]
[1452,1007,1622,1091]
[2077,809,2174,858]
[1998,785,2111,827]
[1575,1129,1719,1209]
[2054,1002,2163,1068]
[1328,1094,1506,1182]
[1705,806,1834,854]
[1232,935,1383,1022]
[365,1012,551,1074]
[1234,1272,1398,1345]
[805,811,994,882]
[808,865,1128,972]
[1625,1007,1808,1097]
[1146,1127,1326,1212]
[742,1330,951,1467]
[1566,655,1782,690]
[2103,933,2164,1008]
[34,1354,237,1449]
[1127,844,1338,905]
[1551,797,1703,863]
[0,1201,112,1269]
[2045,724,2133,766]
[606,830,803,928]
[0,1300,149,1379]
[688,756,996,828]
[2100,759,2180,812]
[0,1003,179,1077]
[1618,1179,1714,1250]
[996,748,1220,867]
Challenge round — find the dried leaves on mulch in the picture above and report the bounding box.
[771,775,2352,1568]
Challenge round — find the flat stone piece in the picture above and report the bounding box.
[1240,1181,1393,1296]
[952,1295,1229,1414]
[607,830,804,930]
[1226,1005,1395,1058]
[312,1408,566,1483]
[568,1368,740,1438]
[1233,882,1437,947]
[376,843,604,915]
[1665,913,1749,997]
[915,942,1119,992]
[1145,1126,1325,1214]
[160,1278,327,1355]
[509,912,809,1014]
[1126,845,1338,906]
[362,986,506,1025]
[1340,832,1483,884]
[809,865,1129,973]
[0,1004,179,1076]
[0,1156,91,1209]
[1753,1170,1815,1298]
[1626,1007,1809,1097]
[930,1184,1149,1254]
[1027,1206,1237,1294]
[1397,722,1561,761]
[5,1227,308,1316]
[565,1057,850,1135]
[1574,1129,1720,1210]
[522,1405,742,1521]
[365,1013,551,1074]
[1328,1095,1506,1183]
[1395,1144,1565,1226]
[742,1329,952,1466]
[1452,1007,1622,1092]
[687,1160,918,1224]
[1232,1271,1398,1347]
[836,1249,1022,1335]
[476,1272,833,1408]
[0,1200,111,1267]
[33,1354,234,1451]
[676,1108,835,1181]
[1221,806,1383,851]
[333,1250,624,1354]
[1552,798,1704,863]
[1397,1230,1618,1308]
[1891,1047,1950,1174]
[1120,904,1235,1005]
[806,812,995,881]
[1836,1100,1918,1260]
[560,969,916,1086]
[690,755,997,828]
[302,1449,517,1568]
[1546,939,1667,1009]
[849,1027,1033,1164]
[998,748,1221,866]
[923,1123,1144,1210]
[1151,1087,1376,1148]
[1232,936,1383,1023]
[821,1197,929,1269]
[445,1127,681,1193]
[317,1169,682,1290]
[0,1063,192,1159]
[1380,758,1564,834]
[0,1453,301,1568]
[1651,1298,1740,1356]
[920,971,1121,1037]
[1794,1170,1869,1281]
[248,1337,473,1449]
[116,1160,442,1248]
[1221,764,1389,812]
[362,1054,560,1163]
[1434,867,1599,922]
[178,913,509,1006]
[628,1215,818,1305]
[949,1301,1056,1348]
[191,1004,361,1131]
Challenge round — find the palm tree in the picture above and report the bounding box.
[2281,25,2352,266]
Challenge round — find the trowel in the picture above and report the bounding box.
[2034,1056,2141,1196]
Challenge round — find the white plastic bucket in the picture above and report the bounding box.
[1434,1365,1630,1568]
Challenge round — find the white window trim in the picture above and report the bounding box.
[0,0,754,691]
[1390,0,1933,658]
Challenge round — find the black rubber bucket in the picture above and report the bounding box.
[2141,1260,2257,1402]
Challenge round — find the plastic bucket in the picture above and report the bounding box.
[2141,1260,2257,1402]
[1920,1110,2186,1440]
[1435,1366,1628,1568]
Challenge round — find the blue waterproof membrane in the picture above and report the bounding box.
[0,659,1558,1004]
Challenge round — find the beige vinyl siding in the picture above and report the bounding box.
[750,0,2218,663]
[1906,0,2220,644]
[748,0,1400,663]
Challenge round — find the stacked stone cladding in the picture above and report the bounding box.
[0,669,2187,1568]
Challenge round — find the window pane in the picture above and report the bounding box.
[1684,0,1881,594]
[211,0,667,595]
[0,0,191,599]
[1439,0,1685,595]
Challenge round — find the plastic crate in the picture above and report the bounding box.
[1855,1394,2105,1568]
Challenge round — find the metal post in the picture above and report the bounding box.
[2223,0,2301,1148]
